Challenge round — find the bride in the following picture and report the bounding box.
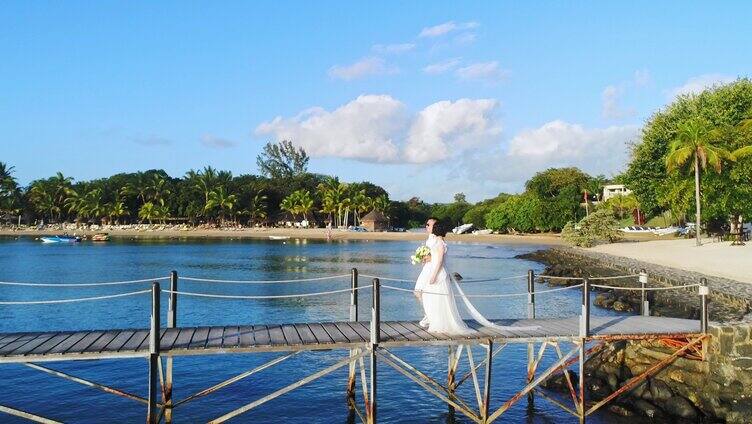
[414,219,534,335]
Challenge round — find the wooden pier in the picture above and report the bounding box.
[0,269,711,423]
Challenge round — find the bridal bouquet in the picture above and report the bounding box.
[410,246,431,265]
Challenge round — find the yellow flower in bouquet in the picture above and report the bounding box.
[410,246,431,265]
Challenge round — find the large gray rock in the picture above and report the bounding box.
[649,379,673,402]
[633,399,664,419]
[663,396,698,419]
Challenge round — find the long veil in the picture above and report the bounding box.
[450,274,540,332]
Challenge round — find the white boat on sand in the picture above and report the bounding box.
[268,235,291,240]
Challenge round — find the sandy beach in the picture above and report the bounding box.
[0,227,565,246]
[590,238,752,283]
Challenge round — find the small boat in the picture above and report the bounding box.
[452,223,474,234]
[472,229,493,235]
[40,235,81,244]
[91,233,111,242]
[268,235,290,240]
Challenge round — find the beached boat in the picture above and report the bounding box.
[452,223,474,234]
[40,235,81,244]
[91,233,111,242]
[472,229,493,235]
[268,235,290,240]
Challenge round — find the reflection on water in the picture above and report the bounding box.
[0,237,631,423]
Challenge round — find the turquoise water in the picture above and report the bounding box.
[0,237,632,423]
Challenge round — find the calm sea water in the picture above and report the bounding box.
[0,237,636,423]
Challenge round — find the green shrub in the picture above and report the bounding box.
[561,209,622,247]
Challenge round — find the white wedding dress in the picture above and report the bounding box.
[415,235,538,335]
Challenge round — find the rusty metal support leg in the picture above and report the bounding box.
[482,341,492,423]
[448,345,457,417]
[173,351,301,408]
[208,350,368,424]
[0,404,62,424]
[148,353,159,424]
[456,343,506,389]
[551,343,578,411]
[578,340,586,423]
[347,268,359,404]
[147,282,161,424]
[23,363,149,405]
[487,344,580,422]
[165,270,177,424]
[376,351,482,424]
[378,348,473,413]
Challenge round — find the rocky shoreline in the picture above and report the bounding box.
[519,246,752,423]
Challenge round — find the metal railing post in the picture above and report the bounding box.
[700,277,709,333]
[347,268,358,403]
[580,278,590,338]
[639,269,649,316]
[350,268,359,322]
[368,278,380,423]
[483,340,493,421]
[147,282,161,424]
[165,271,177,423]
[526,269,535,406]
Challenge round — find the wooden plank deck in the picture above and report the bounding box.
[0,316,701,363]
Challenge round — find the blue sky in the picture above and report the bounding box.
[2,1,751,202]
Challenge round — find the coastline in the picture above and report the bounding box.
[0,227,565,246]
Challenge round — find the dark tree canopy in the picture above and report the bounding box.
[622,78,752,221]
[256,140,310,180]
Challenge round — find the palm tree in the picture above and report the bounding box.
[280,195,297,221]
[122,172,150,206]
[666,118,735,245]
[191,166,218,207]
[351,189,369,225]
[246,191,268,225]
[205,187,237,224]
[29,182,59,221]
[296,190,314,221]
[139,202,157,224]
[147,174,171,202]
[107,201,129,224]
[49,172,73,221]
[605,193,639,219]
[371,194,390,217]
[0,162,19,213]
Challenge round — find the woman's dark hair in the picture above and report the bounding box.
[431,220,449,237]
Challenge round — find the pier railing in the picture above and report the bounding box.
[0,268,711,423]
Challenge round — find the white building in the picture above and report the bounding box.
[602,184,631,201]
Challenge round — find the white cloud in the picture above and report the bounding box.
[201,135,236,149]
[255,95,501,164]
[456,61,510,83]
[601,85,635,120]
[465,120,639,185]
[328,57,397,81]
[454,32,477,45]
[256,95,405,162]
[668,74,736,98]
[633,69,652,87]
[423,58,461,74]
[132,136,172,146]
[371,43,415,54]
[419,21,478,38]
[404,99,501,163]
